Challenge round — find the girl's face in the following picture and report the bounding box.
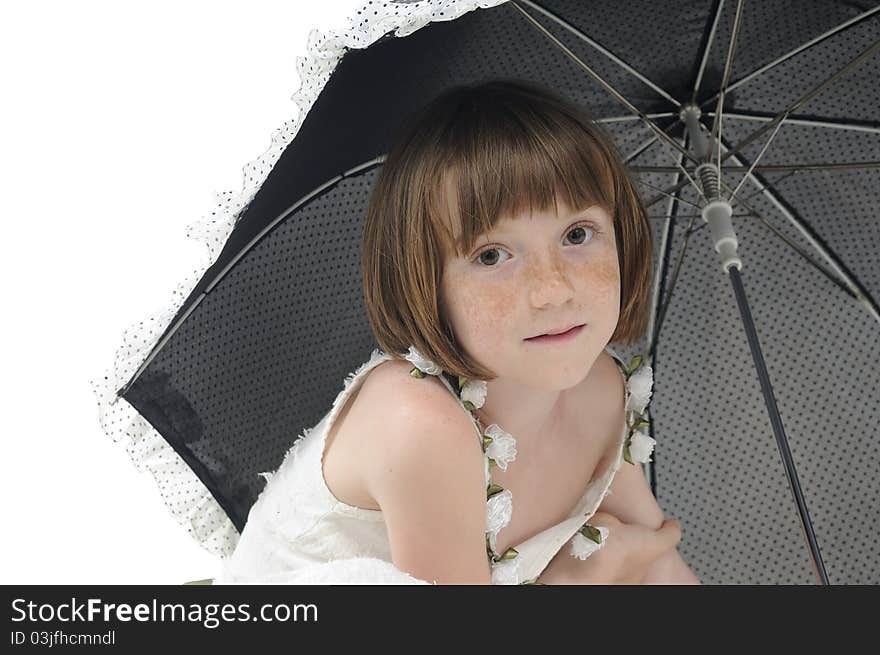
[439,193,620,391]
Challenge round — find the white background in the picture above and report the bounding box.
[1,0,367,584]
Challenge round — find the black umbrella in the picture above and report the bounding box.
[92,0,880,584]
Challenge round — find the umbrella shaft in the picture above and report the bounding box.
[728,266,830,585]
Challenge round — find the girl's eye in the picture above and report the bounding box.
[566,223,596,246]
[471,222,597,268]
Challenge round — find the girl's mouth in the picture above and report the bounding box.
[524,324,585,344]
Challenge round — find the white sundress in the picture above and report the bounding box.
[215,344,655,585]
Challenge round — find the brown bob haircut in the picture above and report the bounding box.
[361,78,653,382]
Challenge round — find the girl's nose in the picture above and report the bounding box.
[527,257,575,308]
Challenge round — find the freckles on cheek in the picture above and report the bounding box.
[455,283,517,342]
[586,258,620,291]
[573,257,621,317]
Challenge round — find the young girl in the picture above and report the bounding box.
[216,78,699,585]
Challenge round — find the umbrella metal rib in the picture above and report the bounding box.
[646,131,693,362]
[202,155,389,296]
[624,135,661,164]
[704,111,880,135]
[691,0,728,105]
[644,171,701,210]
[725,121,823,199]
[637,178,705,210]
[643,133,693,500]
[699,4,880,109]
[594,112,677,124]
[740,170,798,204]
[515,0,681,107]
[118,154,387,395]
[716,180,860,301]
[119,166,343,392]
[709,0,746,186]
[631,162,880,173]
[646,213,754,220]
[641,123,880,206]
[624,117,685,165]
[728,115,786,201]
[118,291,209,397]
[647,208,702,366]
[632,88,880,209]
[715,133,880,324]
[508,1,700,171]
[718,38,880,167]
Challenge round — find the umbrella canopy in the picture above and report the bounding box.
[92,0,880,583]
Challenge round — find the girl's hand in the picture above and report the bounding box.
[534,511,682,585]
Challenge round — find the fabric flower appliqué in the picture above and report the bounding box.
[570,523,610,560]
[403,345,443,377]
[482,423,517,471]
[625,358,654,415]
[458,378,487,410]
[485,487,513,554]
[628,429,656,464]
[619,353,657,466]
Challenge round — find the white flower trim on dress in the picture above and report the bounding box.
[482,424,517,470]
[485,488,513,553]
[570,525,610,560]
[625,361,654,415]
[628,429,657,464]
[88,0,510,561]
[403,345,444,377]
[404,343,522,582]
[459,379,487,410]
[615,353,657,467]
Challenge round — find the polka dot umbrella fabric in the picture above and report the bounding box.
[92,0,880,582]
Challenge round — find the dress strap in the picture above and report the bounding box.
[512,345,655,583]
[402,345,519,584]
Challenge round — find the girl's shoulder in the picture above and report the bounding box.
[322,356,483,510]
[355,357,483,448]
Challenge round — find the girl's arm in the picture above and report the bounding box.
[640,549,701,584]
[536,511,683,585]
[596,457,701,584]
[361,370,495,585]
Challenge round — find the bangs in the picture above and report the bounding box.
[427,100,619,259]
